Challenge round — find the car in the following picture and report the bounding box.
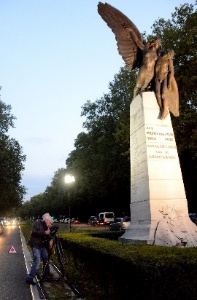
[0,218,5,225]
[53,219,59,223]
[0,221,4,235]
[98,212,115,225]
[109,217,131,231]
[72,219,80,224]
[189,213,197,225]
[88,216,97,225]
[91,217,99,226]
[64,218,70,223]
[88,216,99,226]
[3,218,16,226]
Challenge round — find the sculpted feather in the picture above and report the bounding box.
[97,2,179,119]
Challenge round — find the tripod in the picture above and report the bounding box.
[53,233,68,278]
[39,230,83,297]
[40,231,67,281]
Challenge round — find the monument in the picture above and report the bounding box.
[119,92,197,246]
[98,3,197,246]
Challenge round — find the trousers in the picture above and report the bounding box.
[27,246,50,280]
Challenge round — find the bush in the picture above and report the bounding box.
[59,232,197,299]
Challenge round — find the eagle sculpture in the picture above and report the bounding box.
[98,2,179,119]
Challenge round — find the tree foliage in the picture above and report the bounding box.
[65,68,136,217]
[19,168,69,219]
[0,97,26,214]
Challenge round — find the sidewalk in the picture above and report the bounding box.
[20,227,82,299]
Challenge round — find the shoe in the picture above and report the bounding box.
[26,278,36,285]
[46,273,54,279]
[41,273,54,281]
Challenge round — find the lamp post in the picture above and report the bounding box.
[64,174,75,232]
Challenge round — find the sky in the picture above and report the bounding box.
[0,0,195,201]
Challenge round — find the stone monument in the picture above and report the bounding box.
[98,3,197,246]
[119,92,197,246]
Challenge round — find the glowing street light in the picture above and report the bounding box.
[64,174,75,232]
[64,175,75,184]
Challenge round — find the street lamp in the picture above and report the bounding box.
[64,174,75,232]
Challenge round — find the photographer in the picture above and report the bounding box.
[26,213,54,285]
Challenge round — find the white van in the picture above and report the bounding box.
[98,212,115,225]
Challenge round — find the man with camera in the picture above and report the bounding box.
[26,213,55,285]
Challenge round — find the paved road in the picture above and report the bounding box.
[0,224,32,300]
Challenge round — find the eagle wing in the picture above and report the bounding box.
[167,76,179,117]
[98,2,145,70]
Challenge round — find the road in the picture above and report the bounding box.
[0,223,32,300]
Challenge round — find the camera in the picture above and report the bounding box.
[50,225,59,236]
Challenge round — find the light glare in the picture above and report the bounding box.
[64,174,75,184]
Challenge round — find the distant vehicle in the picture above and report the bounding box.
[88,216,99,226]
[72,219,80,224]
[88,216,97,224]
[189,213,197,225]
[98,212,115,225]
[4,218,17,226]
[64,218,70,223]
[0,221,4,235]
[53,219,59,223]
[0,218,5,225]
[109,216,131,231]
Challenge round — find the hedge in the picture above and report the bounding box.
[59,231,197,300]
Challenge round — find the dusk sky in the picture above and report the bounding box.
[0,0,194,201]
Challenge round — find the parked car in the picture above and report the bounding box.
[98,212,115,225]
[64,218,70,223]
[88,216,98,225]
[109,216,131,231]
[72,219,80,224]
[189,213,197,225]
[53,219,59,223]
[0,221,4,235]
[92,217,99,226]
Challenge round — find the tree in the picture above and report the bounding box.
[65,68,136,217]
[0,96,26,214]
[43,168,69,218]
[18,168,70,220]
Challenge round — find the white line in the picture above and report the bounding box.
[19,224,42,300]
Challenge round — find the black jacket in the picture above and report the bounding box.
[28,219,49,248]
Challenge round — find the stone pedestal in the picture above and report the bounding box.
[119,92,197,247]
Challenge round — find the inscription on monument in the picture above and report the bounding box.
[145,125,178,160]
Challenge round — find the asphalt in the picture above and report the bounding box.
[0,224,32,300]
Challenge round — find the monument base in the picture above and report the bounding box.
[119,218,197,247]
[119,92,197,247]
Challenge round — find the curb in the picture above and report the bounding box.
[19,226,43,300]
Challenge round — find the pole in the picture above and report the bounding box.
[64,174,75,233]
[68,189,71,233]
